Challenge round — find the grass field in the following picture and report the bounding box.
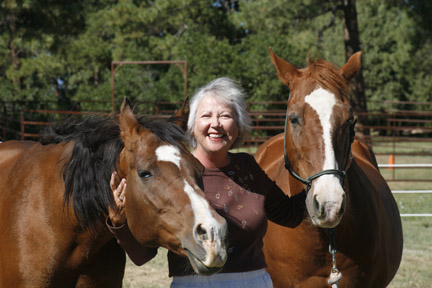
[388,217,432,288]
[379,148,432,287]
[122,142,432,288]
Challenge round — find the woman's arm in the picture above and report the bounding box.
[265,185,307,228]
[106,172,158,266]
[247,155,306,227]
[106,218,158,266]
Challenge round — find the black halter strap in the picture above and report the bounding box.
[283,104,356,193]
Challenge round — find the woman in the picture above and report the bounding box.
[107,77,306,287]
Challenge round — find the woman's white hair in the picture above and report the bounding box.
[187,77,252,149]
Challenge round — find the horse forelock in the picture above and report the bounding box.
[138,117,190,152]
[300,58,349,98]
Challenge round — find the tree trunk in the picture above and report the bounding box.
[341,0,370,143]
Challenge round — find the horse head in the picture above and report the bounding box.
[117,98,227,275]
[270,48,361,228]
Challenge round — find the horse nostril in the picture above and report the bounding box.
[195,224,215,242]
[339,196,346,217]
[196,224,208,241]
[338,204,345,217]
[313,195,320,212]
[313,194,326,218]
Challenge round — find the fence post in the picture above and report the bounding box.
[392,111,396,179]
[20,111,25,141]
[2,103,6,139]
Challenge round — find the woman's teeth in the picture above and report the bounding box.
[209,134,223,139]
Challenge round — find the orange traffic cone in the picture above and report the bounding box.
[388,154,394,169]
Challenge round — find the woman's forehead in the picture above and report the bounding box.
[197,94,234,112]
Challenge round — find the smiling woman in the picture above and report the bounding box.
[191,94,240,168]
[187,78,252,151]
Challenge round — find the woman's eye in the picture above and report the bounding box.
[138,170,153,179]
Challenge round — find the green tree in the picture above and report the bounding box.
[0,0,89,109]
[1,0,431,140]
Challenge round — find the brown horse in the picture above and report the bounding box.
[0,98,227,287]
[255,49,403,287]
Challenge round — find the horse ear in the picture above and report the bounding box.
[119,97,139,142]
[269,47,300,87]
[168,96,189,131]
[340,51,362,81]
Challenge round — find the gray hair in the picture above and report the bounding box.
[187,77,252,149]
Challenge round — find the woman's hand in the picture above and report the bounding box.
[108,171,127,227]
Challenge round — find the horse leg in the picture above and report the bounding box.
[76,239,126,288]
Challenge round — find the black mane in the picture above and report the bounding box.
[40,114,189,229]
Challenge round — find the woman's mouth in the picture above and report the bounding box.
[208,134,224,139]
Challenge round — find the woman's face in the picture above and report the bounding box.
[193,94,239,155]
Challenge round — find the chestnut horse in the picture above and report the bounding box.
[0,98,227,287]
[255,49,403,287]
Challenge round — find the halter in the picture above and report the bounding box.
[282,104,356,193]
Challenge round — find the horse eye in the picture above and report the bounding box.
[289,115,300,125]
[138,170,153,179]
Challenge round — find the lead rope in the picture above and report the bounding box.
[327,120,356,288]
[328,228,342,287]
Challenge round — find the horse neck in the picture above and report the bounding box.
[75,220,115,253]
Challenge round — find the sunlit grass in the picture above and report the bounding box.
[388,217,432,288]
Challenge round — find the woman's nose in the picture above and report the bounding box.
[210,116,220,127]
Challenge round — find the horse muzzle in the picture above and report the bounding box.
[306,175,346,228]
[184,221,228,275]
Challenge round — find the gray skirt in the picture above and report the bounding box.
[170,268,273,288]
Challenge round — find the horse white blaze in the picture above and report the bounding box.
[155,146,213,223]
[156,145,181,167]
[305,88,345,226]
[305,88,336,171]
[155,145,224,266]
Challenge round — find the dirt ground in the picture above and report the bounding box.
[122,248,171,288]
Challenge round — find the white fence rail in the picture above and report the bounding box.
[379,164,432,168]
[377,162,432,217]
